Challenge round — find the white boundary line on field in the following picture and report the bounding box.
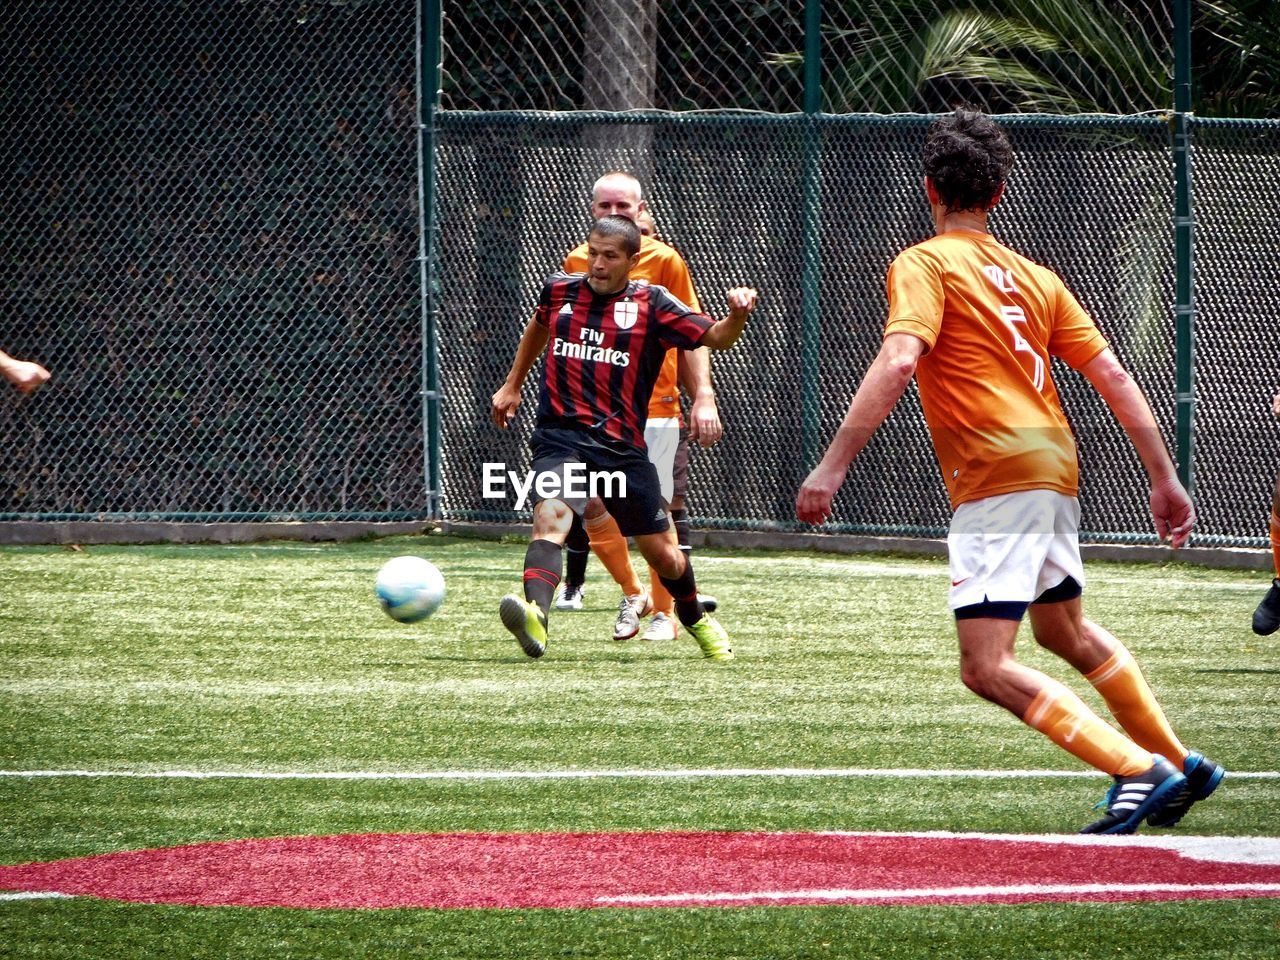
[597,880,1280,905]
[1,767,1277,781]
[0,891,73,902]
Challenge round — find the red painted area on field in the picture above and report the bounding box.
[2,832,1279,910]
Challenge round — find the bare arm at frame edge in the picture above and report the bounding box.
[0,349,51,395]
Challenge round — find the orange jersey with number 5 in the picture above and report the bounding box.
[564,235,700,420]
[883,230,1108,509]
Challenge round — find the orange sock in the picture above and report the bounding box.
[1270,510,1280,580]
[1023,680,1152,777]
[1085,644,1187,766]
[648,524,678,617]
[585,513,642,597]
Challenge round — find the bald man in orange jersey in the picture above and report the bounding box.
[622,204,718,641]
[559,172,725,644]
[797,109,1222,835]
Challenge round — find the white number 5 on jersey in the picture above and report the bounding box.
[983,265,1045,393]
[999,304,1046,392]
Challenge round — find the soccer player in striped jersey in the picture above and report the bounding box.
[1252,389,1280,634]
[796,108,1222,834]
[492,215,756,660]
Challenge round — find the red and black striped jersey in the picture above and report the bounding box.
[532,272,713,450]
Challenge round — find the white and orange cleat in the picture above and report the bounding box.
[612,591,652,641]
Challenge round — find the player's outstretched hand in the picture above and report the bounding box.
[688,395,723,447]
[726,287,758,315]
[1150,474,1194,549]
[796,463,846,525]
[491,384,520,429]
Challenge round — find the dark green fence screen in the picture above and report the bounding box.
[1,0,423,521]
[3,1,1278,548]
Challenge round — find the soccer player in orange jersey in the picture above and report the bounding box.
[1252,389,1280,634]
[626,204,719,641]
[558,172,725,643]
[796,108,1222,834]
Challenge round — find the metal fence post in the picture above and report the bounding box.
[419,0,444,517]
[800,0,823,471]
[1172,0,1195,494]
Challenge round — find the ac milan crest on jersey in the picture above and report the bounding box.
[613,300,639,330]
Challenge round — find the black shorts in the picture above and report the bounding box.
[529,425,670,537]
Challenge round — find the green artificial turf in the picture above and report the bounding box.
[1,534,1277,957]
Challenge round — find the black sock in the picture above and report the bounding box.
[523,538,562,615]
[658,556,704,628]
[564,513,589,586]
[671,507,692,558]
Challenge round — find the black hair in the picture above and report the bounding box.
[589,214,642,257]
[922,108,1014,213]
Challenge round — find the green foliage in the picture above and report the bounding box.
[441,0,803,111]
[770,0,1169,114]
[1195,1,1280,117]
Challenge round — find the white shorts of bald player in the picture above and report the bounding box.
[947,489,1086,612]
[643,416,680,507]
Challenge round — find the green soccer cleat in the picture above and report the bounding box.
[686,614,733,660]
[499,594,548,659]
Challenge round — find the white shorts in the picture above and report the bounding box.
[947,489,1085,613]
[644,416,679,506]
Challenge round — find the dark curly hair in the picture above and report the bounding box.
[922,109,1014,213]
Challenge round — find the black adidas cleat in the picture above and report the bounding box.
[1147,751,1225,828]
[1080,756,1186,835]
[1252,578,1280,635]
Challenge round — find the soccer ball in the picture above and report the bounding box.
[375,556,446,623]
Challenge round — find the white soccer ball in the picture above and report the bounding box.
[375,556,446,623]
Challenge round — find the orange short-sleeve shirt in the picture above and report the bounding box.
[884,230,1108,509]
[563,235,701,421]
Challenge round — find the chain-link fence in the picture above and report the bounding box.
[1186,118,1280,543]
[4,1,1279,548]
[1,0,422,521]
